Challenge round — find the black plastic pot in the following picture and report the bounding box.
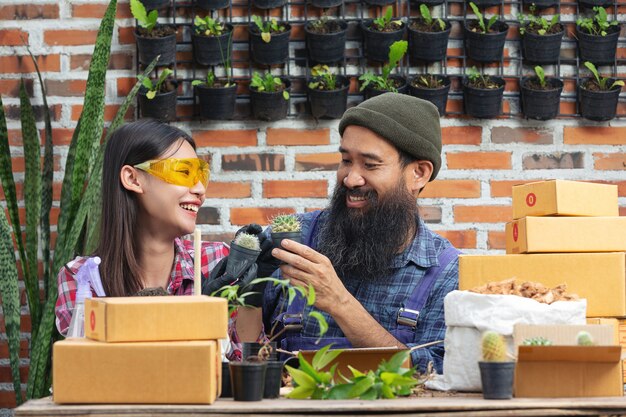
[479,361,515,400]
[226,241,261,279]
[192,25,233,66]
[520,76,563,120]
[263,361,284,399]
[140,0,170,10]
[196,82,237,120]
[360,20,406,63]
[463,76,505,118]
[195,0,230,9]
[363,75,408,100]
[363,0,395,5]
[135,29,176,66]
[220,362,232,398]
[408,19,451,62]
[409,75,450,116]
[307,75,350,119]
[521,0,558,8]
[229,361,267,401]
[252,0,287,8]
[138,85,177,122]
[411,0,444,6]
[468,0,503,6]
[249,24,291,65]
[579,0,613,9]
[575,24,621,66]
[305,20,348,64]
[521,27,564,64]
[271,231,302,249]
[578,79,622,121]
[250,78,291,121]
[463,20,509,63]
[309,0,343,7]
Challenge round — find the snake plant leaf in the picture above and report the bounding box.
[0,214,23,405]
[20,80,42,333]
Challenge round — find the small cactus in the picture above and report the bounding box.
[481,331,508,362]
[271,214,301,233]
[576,330,594,346]
[234,232,261,251]
[522,336,552,346]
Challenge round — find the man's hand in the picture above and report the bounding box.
[272,239,350,314]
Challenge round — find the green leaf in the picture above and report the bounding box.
[308,311,328,337]
[381,384,395,399]
[286,385,316,399]
[387,40,408,69]
[327,383,355,399]
[130,0,148,25]
[348,365,365,378]
[348,375,374,398]
[312,344,344,371]
[383,350,410,373]
[146,90,156,99]
[282,90,290,100]
[141,76,153,90]
[360,386,378,400]
[297,353,323,384]
[285,365,317,389]
[306,284,316,306]
[261,32,271,42]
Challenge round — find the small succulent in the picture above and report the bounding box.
[271,214,301,233]
[481,331,508,362]
[522,336,552,346]
[576,330,594,346]
[233,232,261,251]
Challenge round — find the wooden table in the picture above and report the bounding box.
[14,395,626,416]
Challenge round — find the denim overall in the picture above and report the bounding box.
[275,210,459,354]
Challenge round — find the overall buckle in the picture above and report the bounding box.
[397,308,419,329]
[281,313,303,330]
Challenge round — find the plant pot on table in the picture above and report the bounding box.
[463,20,509,62]
[409,75,450,116]
[249,23,292,65]
[192,24,233,66]
[221,361,232,397]
[575,24,621,66]
[307,75,350,119]
[408,18,451,62]
[229,360,267,401]
[195,81,238,120]
[362,75,408,100]
[361,19,406,63]
[249,77,291,121]
[479,361,515,400]
[305,19,348,64]
[520,24,564,64]
[463,76,505,118]
[135,26,177,66]
[520,76,563,120]
[578,78,622,121]
[138,81,178,122]
[195,0,230,10]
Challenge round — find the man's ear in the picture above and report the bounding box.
[120,165,145,194]
[407,160,434,195]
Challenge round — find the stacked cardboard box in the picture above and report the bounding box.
[53,296,227,404]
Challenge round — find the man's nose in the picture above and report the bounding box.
[343,169,365,189]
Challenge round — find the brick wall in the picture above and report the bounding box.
[1,0,626,410]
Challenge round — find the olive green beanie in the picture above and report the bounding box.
[338,93,442,180]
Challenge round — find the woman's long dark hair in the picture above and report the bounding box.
[97,119,195,297]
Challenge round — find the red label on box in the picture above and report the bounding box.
[513,223,519,242]
[526,192,536,207]
[90,310,96,331]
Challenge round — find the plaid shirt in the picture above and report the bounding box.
[262,211,459,373]
[55,237,229,336]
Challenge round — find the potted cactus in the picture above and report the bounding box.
[131,0,177,66]
[305,17,348,64]
[478,330,515,400]
[520,65,563,120]
[575,6,621,65]
[270,214,302,249]
[408,5,451,62]
[463,2,509,62]
[578,61,624,121]
[138,68,178,121]
[226,233,262,281]
[360,7,406,62]
[359,40,409,99]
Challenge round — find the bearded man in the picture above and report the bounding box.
[235,93,459,373]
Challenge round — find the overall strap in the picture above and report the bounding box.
[392,246,459,344]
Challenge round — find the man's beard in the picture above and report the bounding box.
[316,179,419,282]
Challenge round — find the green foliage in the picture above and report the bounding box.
[481,331,508,362]
[194,15,225,36]
[271,214,302,232]
[534,65,546,87]
[519,7,560,36]
[286,347,420,400]
[467,66,500,89]
[250,72,290,100]
[233,232,261,251]
[252,15,285,43]
[576,330,594,346]
[140,68,173,99]
[584,61,625,90]
[130,0,158,32]
[359,40,408,92]
[419,4,445,31]
[577,6,619,36]
[308,65,338,91]
[415,74,444,89]
[522,336,552,346]
[372,7,402,31]
[469,2,498,33]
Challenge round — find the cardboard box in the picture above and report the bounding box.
[299,347,410,376]
[512,180,618,220]
[85,295,227,342]
[587,318,619,347]
[459,253,626,317]
[513,324,616,346]
[53,338,220,404]
[506,216,626,254]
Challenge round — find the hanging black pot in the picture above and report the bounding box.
[138,83,178,122]
[363,0,396,5]
[468,0,503,7]
[361,20,406,63]
[271,231,302,249]
[411,0,444,6]
[307,75,350,119]
[220,362,232,398]
[363,75,408,100]
[578,0,613,9]
[305,20,348,64]
[463,20,509,62]
[479,361,515,400]
[135,28,177,66]
[196,81,237,120]
[578,79,622,121]
[575,24,621,66]
[249,24,291,65]
[463,76,505,118]
[409,75,450,116]
[229,361,267,401]
[140,0,170,10]
[520,76,563,120]
[263,361,284,399]
[521,26,564,64]
[408,19,451,62]
[250,78,291,121]
[309,0,343,7]
[192,25,233,66]
[195,0,230,10]
[252,0,287,8]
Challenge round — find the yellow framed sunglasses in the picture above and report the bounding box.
[134,158,210,188]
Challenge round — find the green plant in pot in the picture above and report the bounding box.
[518,6,564,64]
[226,233,262,281]
[138,67,178,121]
[578,61,624,121]
[305,17,348,64]
[408,4,451,62]
[463,66,505,118]
[409,73,451,116]
[270,214,302,249]
[249,71,291,121]
[464,2,509,62]
[520,65,563,120]
[249,15,292,65]
[131,0,177,66]
[361,7,406,62]
[192,15,234,66]
[478,330,515,400]
[576,6,621,65]
[359,40,408,99]
[307,64,350,119]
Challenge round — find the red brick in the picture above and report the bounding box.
[295,153,340,171]
[593,153,626,170]
[263,180,328,198]
[72,3,133,19]
[0,79,32,97]
[71,52,134,71]
[44,80,87,97]
[116,77,136,97]
[118,27,136,44]
[419,206,442,223]
[0,181,61,201]
[206,182,251,198]
[488,230,506,250]
[72,104,135,122]
[420,180,481,198]
[11,155,61,172]
[267,128,330,145]
[4,207,60,227]
[453,205,512,223]
[491,127,553,144]
[621,206,626,217]
[230,207,296,226]
[490,180,537,198]
[0,29,28,46]
[446,152,511,170]
[44,30,98,46]
[0,365,28,383]
[0,55,61,73]
[523,152,584,169]
[194,130,257,147]
[564,127,626,145]
[0,340,29,359]
[222,154,284,171]
[0,4,59,19]
[442,126,482,145]
[435,230,477,249]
